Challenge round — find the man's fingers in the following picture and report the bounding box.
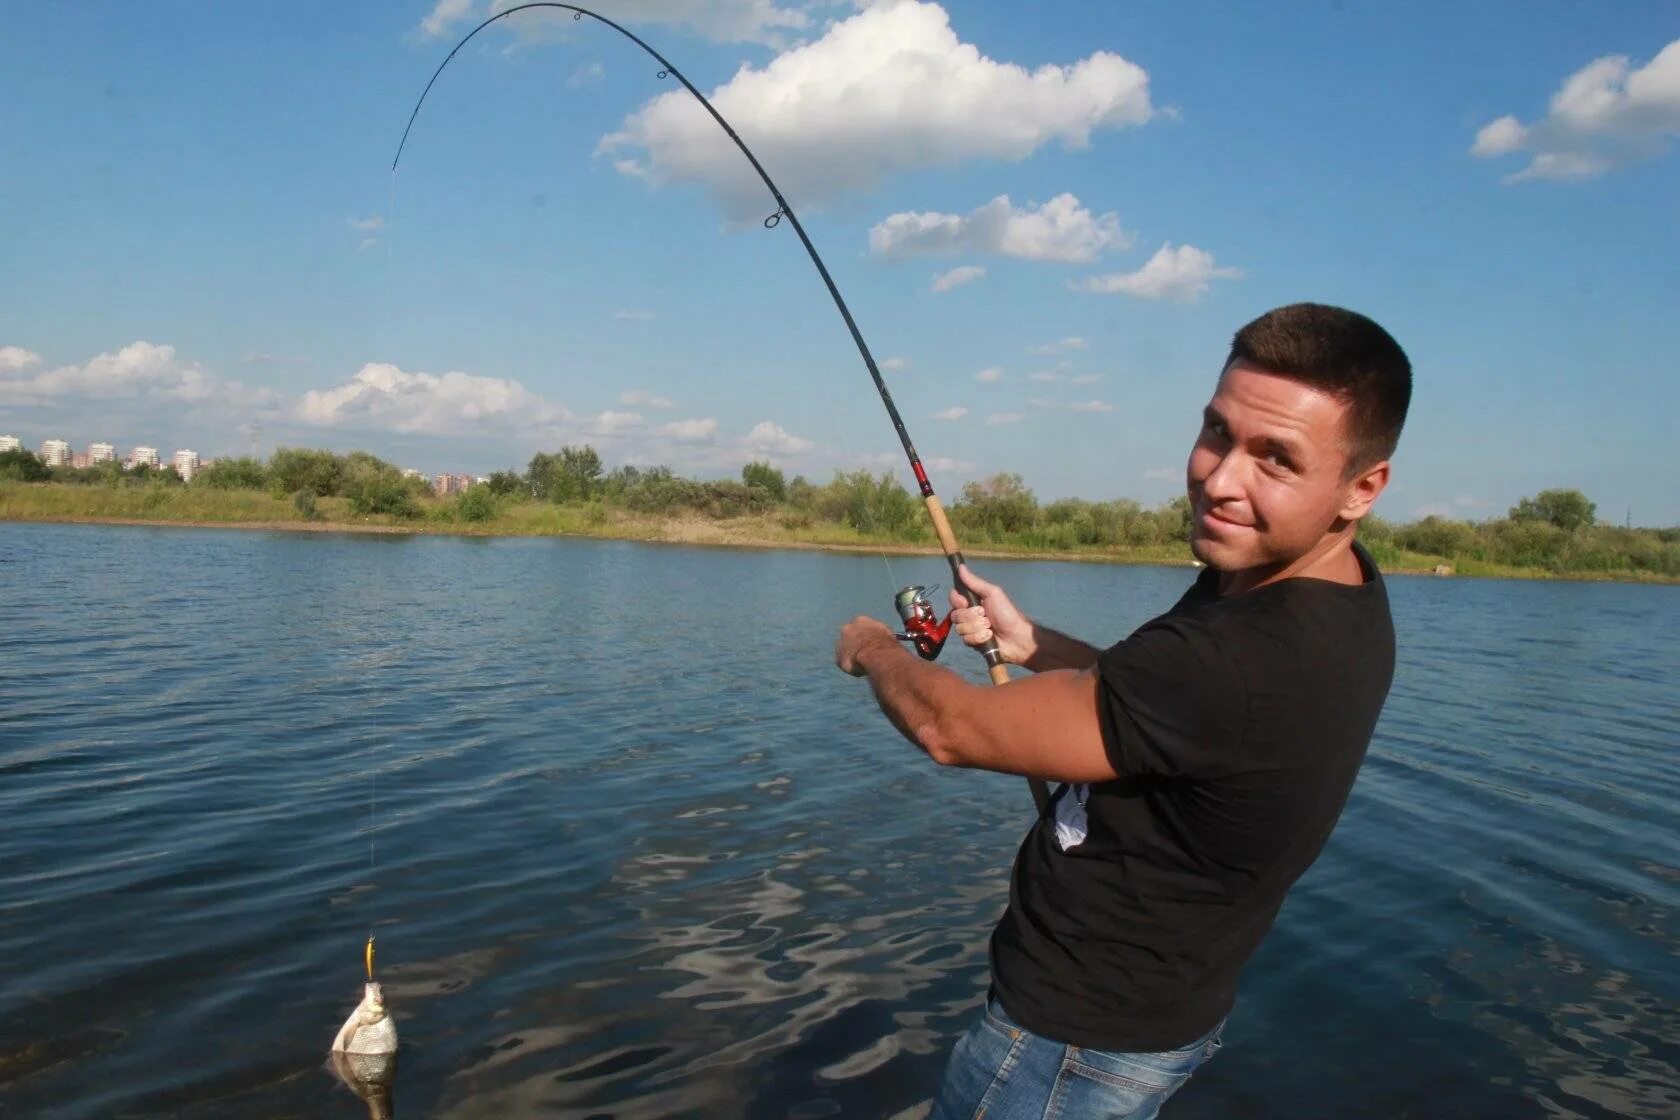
[954,614,987,648]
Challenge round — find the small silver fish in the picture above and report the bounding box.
[330,982,399,1119]
[333,981,399,1056]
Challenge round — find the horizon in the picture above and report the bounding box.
[2,2,1676,523]
[4,430,1660,531]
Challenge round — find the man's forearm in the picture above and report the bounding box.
[1022,624,1102,673]
[853,638,969,765]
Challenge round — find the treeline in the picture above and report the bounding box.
[0,446,432,518]
[3,445,1674,576]
[503,447,1199,547]
[1359,489,1678,576]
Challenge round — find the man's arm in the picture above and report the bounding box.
[1018,624,1102,674]
[838,617,1119,783]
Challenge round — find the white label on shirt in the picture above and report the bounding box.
[1053,783,1090,851]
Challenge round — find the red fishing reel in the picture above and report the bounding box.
[894,584,955,660]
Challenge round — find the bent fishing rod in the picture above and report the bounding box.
[396,2,1050,814]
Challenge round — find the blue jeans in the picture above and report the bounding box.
[929,995,1223,1120]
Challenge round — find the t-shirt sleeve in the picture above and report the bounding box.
[1096,616,1247,778]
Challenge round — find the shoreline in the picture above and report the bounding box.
[7,510,1675,584]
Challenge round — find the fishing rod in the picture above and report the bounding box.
[396,2,1049,814]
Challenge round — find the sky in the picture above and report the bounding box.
[2,0,1676,524]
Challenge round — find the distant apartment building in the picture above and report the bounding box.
[129,446,160,469]
[401,468,426,481]
[172,449,201,482]
[40,439,72,467]
[433,473,476,496]
[71,453,90,470]
[0,435,21,453]
[89,442,116,464]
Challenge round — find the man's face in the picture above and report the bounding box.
[1186,361,1363,572]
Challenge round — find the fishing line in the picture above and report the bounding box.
[397,2,1048,815]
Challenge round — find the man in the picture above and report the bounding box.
[834,303,1410,1119]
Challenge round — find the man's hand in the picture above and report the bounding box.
[948,564,1036,666]
[835,615,903,677]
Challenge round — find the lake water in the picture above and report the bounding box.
[1,521,1676,1119]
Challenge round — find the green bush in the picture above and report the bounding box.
[0,449,50,482]
[198,456,269,491]
[742,460,787,502]
[455,485,496,523]
[1395,515,1479,558]
[269,447,344,497]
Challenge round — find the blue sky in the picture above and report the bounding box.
[2,1,1676,524]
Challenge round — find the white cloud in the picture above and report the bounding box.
[974,366,1003,383]
[1029,336,1087,354]
[586,410,644,435]
[1,342,204,403]
[1028,370,1062,383]
[568,61,605,87]
[358,237,379,252]
[933,406,968,420]
[348,215,385,233]
[296,362,567,435]
[931,265,986,293]
[880,356,910,371]
[923,455,973,474]
[1471,38,1680,181]
[621,389,676,410]
[419,0,475,39]
[869,194,1129,263]
[985,412,1024,426]
[741,419,813,455]
[1072,243,1242,302]
[656,417,718,442]
[1470,115,1527,157]
[1069,373,1102,385]
[0,341,280,420]
[600,1,1155,218]
[1029,396,1113,413]
[614,309,656,320]
[0,346,42,373]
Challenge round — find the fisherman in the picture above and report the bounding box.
[835,303,1410,1118]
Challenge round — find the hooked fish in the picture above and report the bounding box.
[330,982,398,1119]
[333,981,398,1056]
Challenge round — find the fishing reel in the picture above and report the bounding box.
[893,584,955,661]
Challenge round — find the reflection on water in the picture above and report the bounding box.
[330,1048,397,1120]
[0,523,1675,1119]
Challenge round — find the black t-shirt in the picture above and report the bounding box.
[990,542,1395,1051]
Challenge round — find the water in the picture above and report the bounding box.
[1,522,1675,1119]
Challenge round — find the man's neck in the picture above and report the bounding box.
[1215,529,1363,597]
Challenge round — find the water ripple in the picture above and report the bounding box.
[0,523,1674,1118]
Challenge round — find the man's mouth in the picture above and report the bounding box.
[1197,504,1252,531]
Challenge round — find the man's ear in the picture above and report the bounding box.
[1340,459,1390,522]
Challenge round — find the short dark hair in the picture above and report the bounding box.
[1226,303,1411,473]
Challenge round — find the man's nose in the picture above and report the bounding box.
[1201,450,1247,501]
